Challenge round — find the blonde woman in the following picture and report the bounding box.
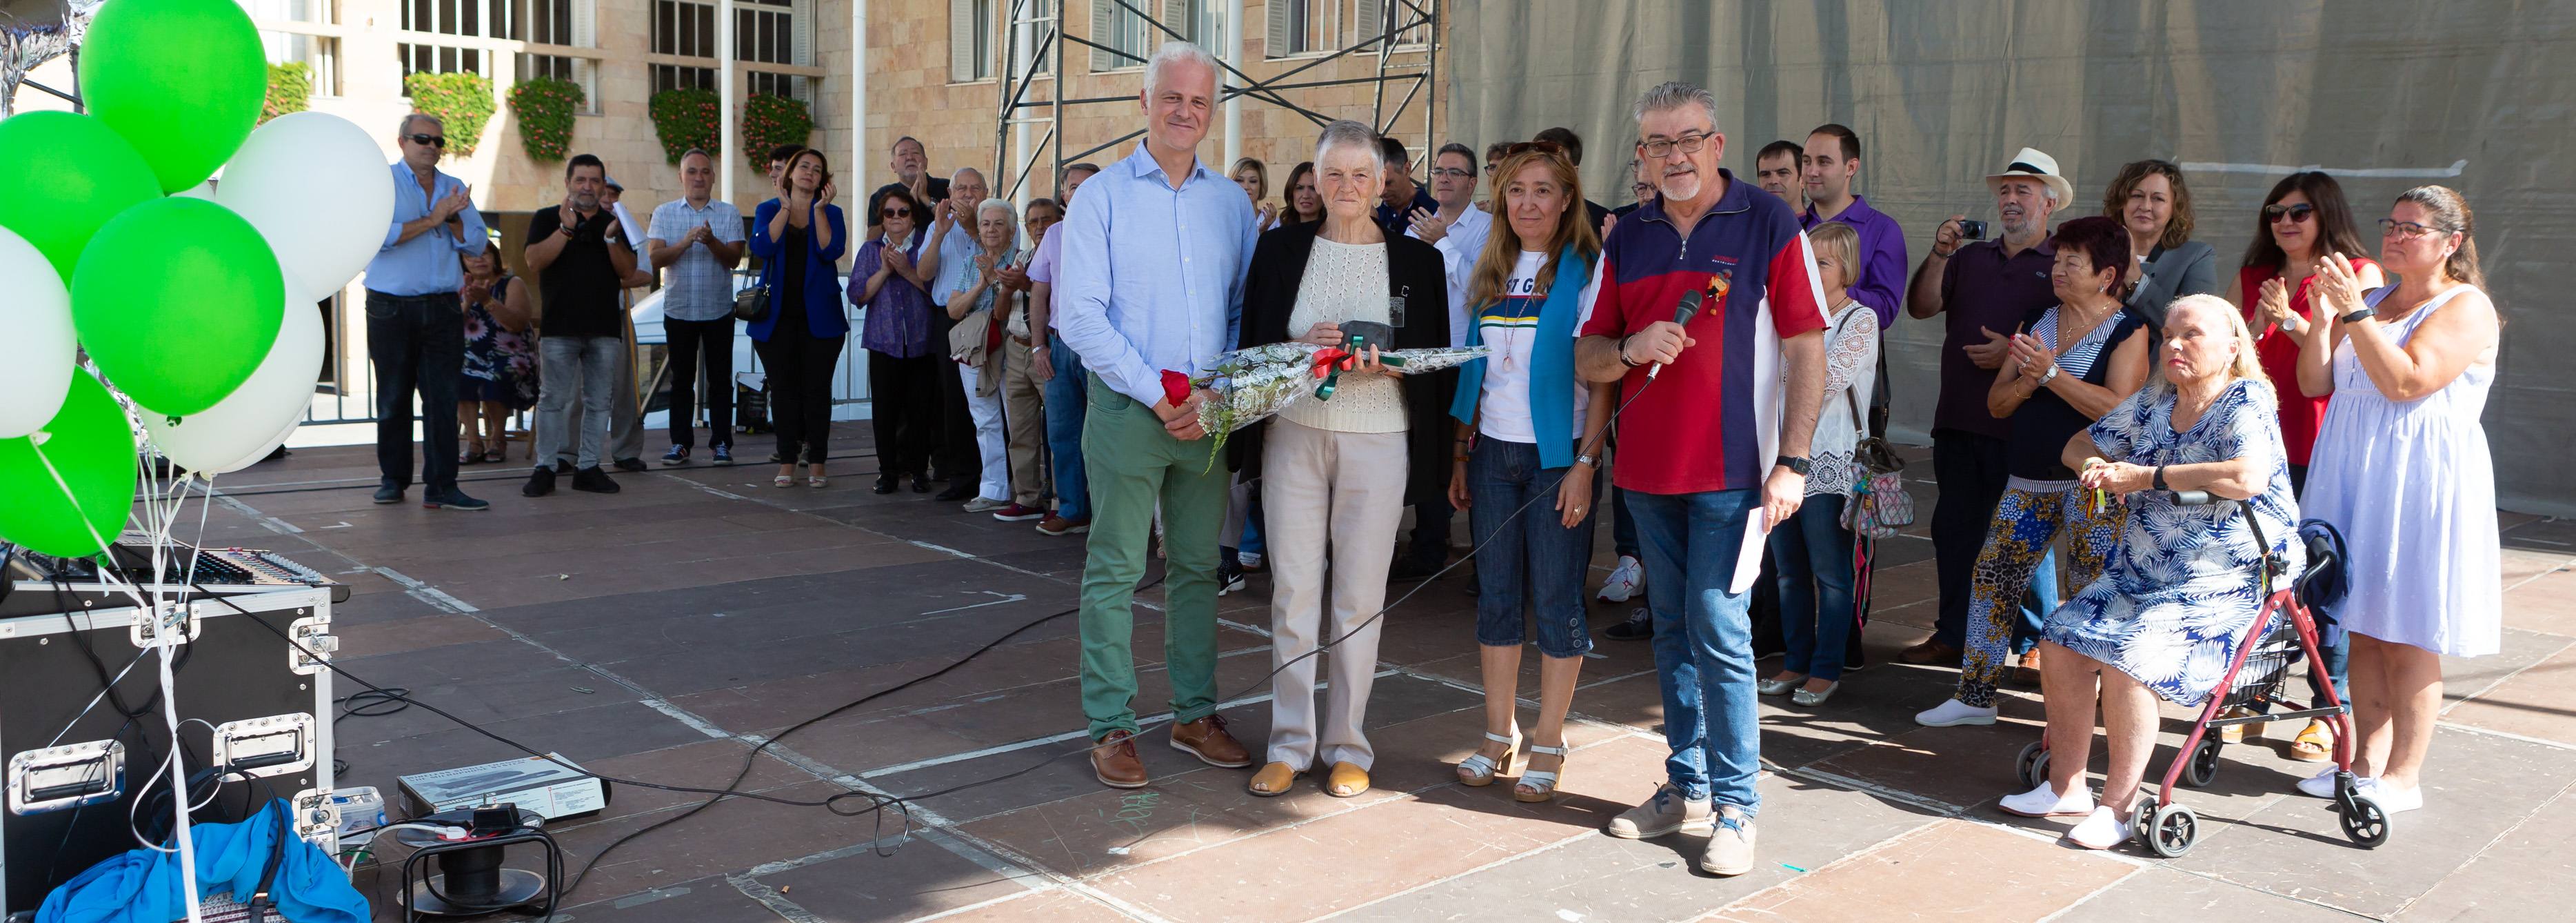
[1443,141,1610,802]
[1759,221,1877,706]
[1233,157,1281,230]
[2001,294,2303,849]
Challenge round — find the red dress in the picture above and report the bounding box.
[2235,258,2376,466]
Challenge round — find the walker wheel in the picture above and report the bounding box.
[2339,792,2391,848]
[2016,740,2050,790]
[2181,739,2222,788]
[2144,803,2200,857]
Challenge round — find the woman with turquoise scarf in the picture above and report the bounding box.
[1446,143,1613,803]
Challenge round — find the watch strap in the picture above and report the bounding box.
[2339,307,2373,325]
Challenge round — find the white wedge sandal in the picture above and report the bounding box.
[1514,742,1569,803]
[1456,731,1520,786]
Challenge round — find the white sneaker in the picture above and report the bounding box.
[2297,766,2364,799]
[2369,782,2424,813]
[1998,781,2095,818]
[2064,806,2133,850]
[1914,698,1999,727]
[1598,555,1643,602]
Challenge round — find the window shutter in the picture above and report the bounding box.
[1158,0,1188,43]
[1355,0,1381,49]
[1089,0,1115,71]
[794,0,815,66]
[1266,0,1291,57]
[950,0,974,81]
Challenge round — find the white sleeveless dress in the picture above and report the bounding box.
[2301,285,2501,657]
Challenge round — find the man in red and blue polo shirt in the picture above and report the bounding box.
[1576,81,1829,877]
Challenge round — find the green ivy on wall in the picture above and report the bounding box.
[400,72,495,157]
[648,88,721,166]
[507,77,585,163]
[261,62,311,125]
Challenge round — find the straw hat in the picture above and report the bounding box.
[1986,147,2073,206]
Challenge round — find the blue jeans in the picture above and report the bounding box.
[1467,439,1596,658]
[1771,495,1855,682]
[1043,333,1089,519]
[1626,487,1763,813]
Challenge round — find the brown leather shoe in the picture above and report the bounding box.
[1325,761,1371,797]
[1898,639,1963,666]
[1091,730,1148,789]
[2011,648,2044,686]
[1169,714,1253,768]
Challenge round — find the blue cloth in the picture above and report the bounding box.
[39,800,368,923]
[365,162,487,296]
[1468,437,1598,658]
[1053,145,1258,408]
[747,198,850,341]
[1374,184,1440,236]
[1625,486,1765,812]
[928,223,978,308]
[2044,379,2305,707]
[1771,495,1855,682]
[1043,331,1090,519]
[1449,246,1593,469]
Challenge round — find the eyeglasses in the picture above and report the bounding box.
[881,208,912,219]
[2262,203,2315,224]
[405,133,447,148]
[1637,132,1714,159]
[2378,218,2451,239]
[1429,167,1474,179]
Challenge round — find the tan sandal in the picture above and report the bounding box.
[1325,761,1370,797]
[1455,731,1519,786]
[1247,762,1305,797]
[2289,718,2335,762]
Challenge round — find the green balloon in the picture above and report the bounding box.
[76,0,268,192]
[0,112,163,284]
[0,371,139,557]
[70,198,284,417]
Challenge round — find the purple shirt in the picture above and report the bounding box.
[1027,228,1063,329]
[853,234,934,358]
[1801,194,1906,328]
[1933,235,2057,440]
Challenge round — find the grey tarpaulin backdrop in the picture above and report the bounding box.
[1443,0,2574,515]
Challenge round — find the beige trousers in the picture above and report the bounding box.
[1001,337,1048,506]
[1262,419,1408,770]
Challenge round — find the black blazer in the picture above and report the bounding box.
[1229,220,1456,506]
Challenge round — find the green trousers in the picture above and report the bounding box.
[1078,374,1229,740]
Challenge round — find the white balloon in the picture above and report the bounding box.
[214,111,399,297]
[141,268,323,475]
[0,227,76,439]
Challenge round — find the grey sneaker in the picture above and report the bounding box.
[963,495,1009,513]
[1604,783,1713,840]
[1698,806,1757,875]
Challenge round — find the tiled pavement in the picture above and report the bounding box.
[183,435,2576,922]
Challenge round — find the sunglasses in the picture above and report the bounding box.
[881,208,912,219]
[405,133,447,148]
[2263,203,2315,223]
[2377,218,2451,239]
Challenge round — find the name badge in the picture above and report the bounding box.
[1389,286,1409,328]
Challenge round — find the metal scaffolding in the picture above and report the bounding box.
[990,0,1440,202]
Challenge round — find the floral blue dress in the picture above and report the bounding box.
[2042,379,2304,707]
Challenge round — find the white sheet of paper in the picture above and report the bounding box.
[1729,507,1769,595]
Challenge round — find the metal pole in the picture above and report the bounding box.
[855,0,869,206]
[718,0,737,205]
[1011,0,1033,223]
[1220,0,1240,172]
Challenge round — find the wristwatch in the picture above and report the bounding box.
[1574,453,1600,468]
[2153,465,2169,490]
[2035,364,2061,387]
[1775,455,1813,476]
[1616,335,1642,368]
[2339,307,2375,325]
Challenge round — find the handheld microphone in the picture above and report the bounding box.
[1645,288,1705,381]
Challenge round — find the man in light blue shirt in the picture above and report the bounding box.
[919,166,991,500]
[1054,41,1260,789]
[362,114,490,510]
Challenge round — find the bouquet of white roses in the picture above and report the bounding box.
[1165,341,1489,471]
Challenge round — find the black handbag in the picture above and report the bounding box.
[732,281,769,322]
